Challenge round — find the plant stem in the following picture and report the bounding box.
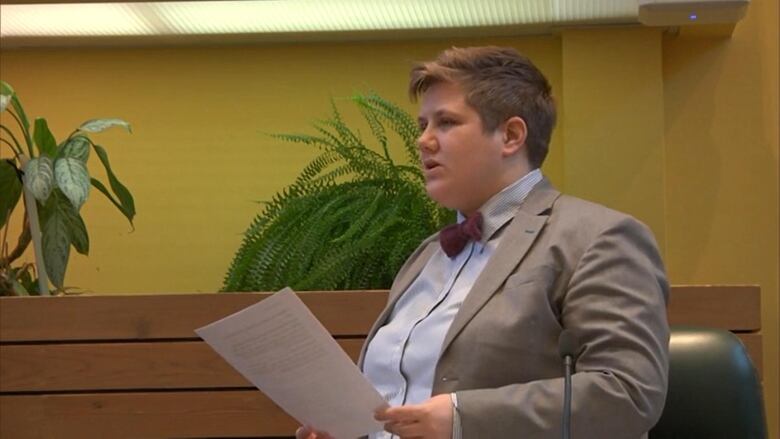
[0,210,32,267]
[0,125,24,156]
[7,109,33,157]
[0,206,11,267]
[1,139,22,160]
[8,109,34,150]
[17,155,49,295]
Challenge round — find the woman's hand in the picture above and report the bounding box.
[295,425,335,439]
[374,394,453,439]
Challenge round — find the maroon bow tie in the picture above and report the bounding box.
[439,212,484,258]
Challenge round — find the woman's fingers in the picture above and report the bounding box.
[295,425,334,439]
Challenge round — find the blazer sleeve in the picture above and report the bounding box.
[455,216,670,439]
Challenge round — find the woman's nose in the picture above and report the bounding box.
[417,128,437,152]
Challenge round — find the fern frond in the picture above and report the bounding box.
[222,94,455,292]
[354,93,421,167]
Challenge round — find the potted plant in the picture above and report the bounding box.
[0,80,135,295]
[222,94,453,291]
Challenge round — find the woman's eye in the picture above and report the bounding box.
[439,119,455,127]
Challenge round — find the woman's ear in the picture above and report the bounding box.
[501,116,528,157]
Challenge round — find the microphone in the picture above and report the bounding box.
[558,330,580,439]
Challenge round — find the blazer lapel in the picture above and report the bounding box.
[438,179,561,357]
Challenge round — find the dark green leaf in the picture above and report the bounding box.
[9,278,29,295]
[90,178,134,230]
[69,213,89,256]
[91,144,135,226]
[20,272,38,295]
[40,200,70,289]
[33,118,58,158]
[0,159,22,228]
[40,190,90,288]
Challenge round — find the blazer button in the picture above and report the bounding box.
[441,376,448,382]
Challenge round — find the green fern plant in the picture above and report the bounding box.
[222,94,453,292]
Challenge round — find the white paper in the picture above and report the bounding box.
[195,287,387,439]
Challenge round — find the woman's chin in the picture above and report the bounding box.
[425,185,463,211]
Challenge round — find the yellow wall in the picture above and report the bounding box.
[0,37,563,294]
[662,0,779,435]
[560,27,667,250]
[0,2,777,434]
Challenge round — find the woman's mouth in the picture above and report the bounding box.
[423,159,441,170]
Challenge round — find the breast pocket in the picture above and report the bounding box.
[504,264,559,290]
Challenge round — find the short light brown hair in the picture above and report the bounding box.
[409,46,556,168]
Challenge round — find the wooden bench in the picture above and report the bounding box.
[0,286,762,438]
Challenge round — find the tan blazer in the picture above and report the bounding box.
[359,179,669,439]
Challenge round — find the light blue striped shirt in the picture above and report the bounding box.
[364,169,543,439]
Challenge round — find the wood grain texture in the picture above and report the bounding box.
[0,391,297,439]
[666,285,760,330]
[0,286,760,341]
[0,291,388,342]
[0,339,365,392]
[0,286,763,438]
[0,335,763,393]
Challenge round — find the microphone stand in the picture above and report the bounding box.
[562,353,573,439]
[558,330,579,439]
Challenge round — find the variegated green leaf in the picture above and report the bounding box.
[54,158,90,210]
[0,80,30,135]
[0,159,22,228]
[79,118,132,134]
[0,81,14,115]
[0,81,14,97]
[23,156,54,202]
[39,190,90,288]
[61,136,90,162]
[40,191,70,289]
[0,94,10,113]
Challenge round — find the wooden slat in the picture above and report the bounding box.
[667,285,760,330]
[0,285,761,342]
[0,286,763,439]
[0,339,365,392]
[0,391,296,439]
[0,339,763,439]
[0,335,761,392]
[0,291,389,342]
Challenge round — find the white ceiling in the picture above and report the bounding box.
[0,0,642,47]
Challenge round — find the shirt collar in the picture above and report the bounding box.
[456,168,544,243]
